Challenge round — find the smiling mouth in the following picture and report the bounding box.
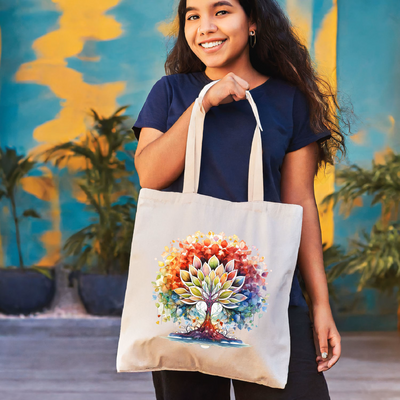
[199,39,227,50]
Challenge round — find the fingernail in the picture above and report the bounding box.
[322,352,328,359]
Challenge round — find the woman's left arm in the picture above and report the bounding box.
[281,141,341,372]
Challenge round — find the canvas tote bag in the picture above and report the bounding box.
[116,80,303,388]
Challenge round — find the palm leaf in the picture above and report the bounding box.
[0,147,42,268]
[327,222,400,294]
[322,153,400,221]
[39,106,138,274]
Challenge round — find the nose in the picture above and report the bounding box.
[197,18,217,36]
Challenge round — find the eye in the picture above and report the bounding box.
[187,10,228,21]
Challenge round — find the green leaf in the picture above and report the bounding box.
[31,267,53,279]
[191,276,202,287]
[231,293,247,302]
[219,290,233,300]
[174,287,189,295]
[208,255,219,269]
[327,222,400,294]
[222,280,233,290]
[189,286,203,298]
[180,270,191,282]
[25,105,139,274]
[197,270,205,281]
[205,275,211,291]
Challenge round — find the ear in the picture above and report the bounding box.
[249,21,257,32]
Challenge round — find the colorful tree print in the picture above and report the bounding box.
[152,231,269,346]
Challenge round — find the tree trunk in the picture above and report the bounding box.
[10,195,24,269]
[169,302,240,343]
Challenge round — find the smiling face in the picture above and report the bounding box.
[184,0,256,77]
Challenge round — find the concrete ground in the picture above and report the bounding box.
[0,318,399,400]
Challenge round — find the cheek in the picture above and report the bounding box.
[184,26,196,45]
[232,18,248,33]
[224,22,249,46]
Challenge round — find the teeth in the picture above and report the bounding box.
[200,40,224,49]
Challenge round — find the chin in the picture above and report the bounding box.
[202,59,228,69]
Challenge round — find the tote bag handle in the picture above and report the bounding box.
[183,80,264,202]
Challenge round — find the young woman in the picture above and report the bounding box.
[132,0,350,398]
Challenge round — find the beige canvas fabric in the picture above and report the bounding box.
[116,81,303,388]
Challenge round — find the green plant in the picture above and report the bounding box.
[41,106,138,275]
[321,152,400,329]
[0,147,41,269]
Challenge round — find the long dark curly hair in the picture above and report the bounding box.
[164,0,354,172]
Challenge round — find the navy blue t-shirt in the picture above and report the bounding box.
[133,71,331,307]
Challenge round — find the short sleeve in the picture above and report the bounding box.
[286,88,331,153]
[132,76,171,141]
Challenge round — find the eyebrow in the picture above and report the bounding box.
[185,1,234,14]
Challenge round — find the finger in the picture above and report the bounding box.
[327,336,341,369]
[231,94,244,102]
[327,354,340,369]
[317,360,329,372]
[316,355,328,366]
[231,74,250,90]
[318,334,341,371]
[231,84,247,101]
[318,330,329,361]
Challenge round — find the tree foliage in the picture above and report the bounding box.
[321,152,400,308]
[41,106,138,274]
[0,147,42,269]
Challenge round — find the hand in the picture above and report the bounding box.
[311,304,341,372]
[202,72,250,113]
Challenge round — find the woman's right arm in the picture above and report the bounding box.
[135,72,250,190]
[134,100,196,190]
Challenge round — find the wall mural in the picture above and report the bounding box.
[0,0,399,329]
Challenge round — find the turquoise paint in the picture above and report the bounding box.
[0,0,399,328]
[0,0,61,152]
[116,0,176,118]
[337,0,400,166]
[332,0,400,330]
[310,0,335,61]
[0,2,65,267]
[0,188,50,267]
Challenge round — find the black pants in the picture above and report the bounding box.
[152,306,330,400]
